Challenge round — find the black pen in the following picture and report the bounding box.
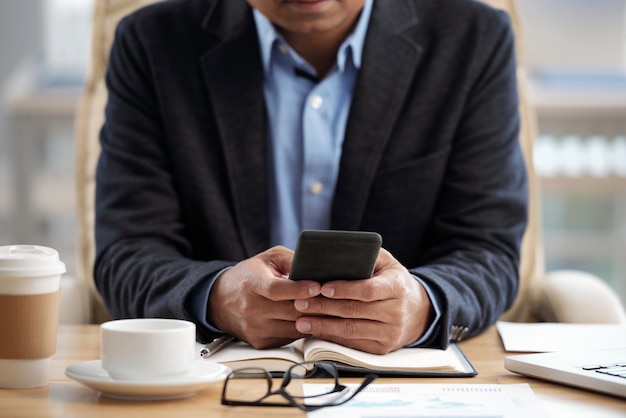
[200,335,234,358]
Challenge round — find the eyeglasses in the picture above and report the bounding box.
[221,361,377,411]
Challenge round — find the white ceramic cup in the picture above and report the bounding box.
[0,245,66,389]
[100,318,196,381]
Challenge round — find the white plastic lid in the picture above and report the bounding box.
[0,245,66,277]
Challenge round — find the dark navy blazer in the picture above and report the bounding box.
[95,0,528,346]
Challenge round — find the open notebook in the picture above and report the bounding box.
[505,347,626,399]
[202,338,476,377]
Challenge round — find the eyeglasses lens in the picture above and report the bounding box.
[223,368,277,404]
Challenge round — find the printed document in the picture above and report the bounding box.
[303,383,548,418]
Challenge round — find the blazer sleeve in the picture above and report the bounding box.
[409,9,527,348]
[94,13,233,342]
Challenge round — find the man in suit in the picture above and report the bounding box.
[95,0,527,354]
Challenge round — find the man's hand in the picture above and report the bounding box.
[293,248,434,354]
[207,246,321,349]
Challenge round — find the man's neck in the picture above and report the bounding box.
[278,21,357,78]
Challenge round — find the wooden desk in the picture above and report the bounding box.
[0,325,623,417]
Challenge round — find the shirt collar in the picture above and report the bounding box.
[253,0,374,76]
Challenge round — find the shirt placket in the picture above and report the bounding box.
[301,83,334,230]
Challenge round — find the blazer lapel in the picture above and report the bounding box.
[199,2,270,256]
[197,0,424,250]
[332,0,423,230]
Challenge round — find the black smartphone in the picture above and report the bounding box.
[289,230,382,283]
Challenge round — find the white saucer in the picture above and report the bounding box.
[65,360,230,401]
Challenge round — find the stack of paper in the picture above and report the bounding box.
[496,321,626,352]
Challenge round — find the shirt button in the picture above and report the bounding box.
[310,181,324,195]
[309,95,323,109]
[278,44,289,54]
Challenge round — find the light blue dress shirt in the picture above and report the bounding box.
[253,2,373,249]
[189,0,442,347]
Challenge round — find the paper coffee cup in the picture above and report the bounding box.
[0,245,66,388]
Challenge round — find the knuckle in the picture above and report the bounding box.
[264,282,281,300]
[246,335,269,349]
[387,327,403,345]
[360,284,378,301]
[369,344,392,355]
[340,320,360,339]
[341,300,362,317]
[362,279,389,301]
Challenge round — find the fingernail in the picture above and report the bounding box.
[297,320,312,333]
[309,283,321,296]
[322,286,335,297]
[294,299,309,311]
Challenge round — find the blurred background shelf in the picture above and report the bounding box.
[2,58,80,277]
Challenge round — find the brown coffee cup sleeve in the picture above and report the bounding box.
[0,291,60,359]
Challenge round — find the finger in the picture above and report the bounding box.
[228,297,308,348]
[233,246,320,301]
[294,296,397,322]
[242,319,307,350]
[295,316,401,354]
[320,249,410,302]
[315,335,395,355]
[320,276,393,302]
[258,246,294,277]
[373,247,396,270]
[245,299,302,322]
[255,276,321,301]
